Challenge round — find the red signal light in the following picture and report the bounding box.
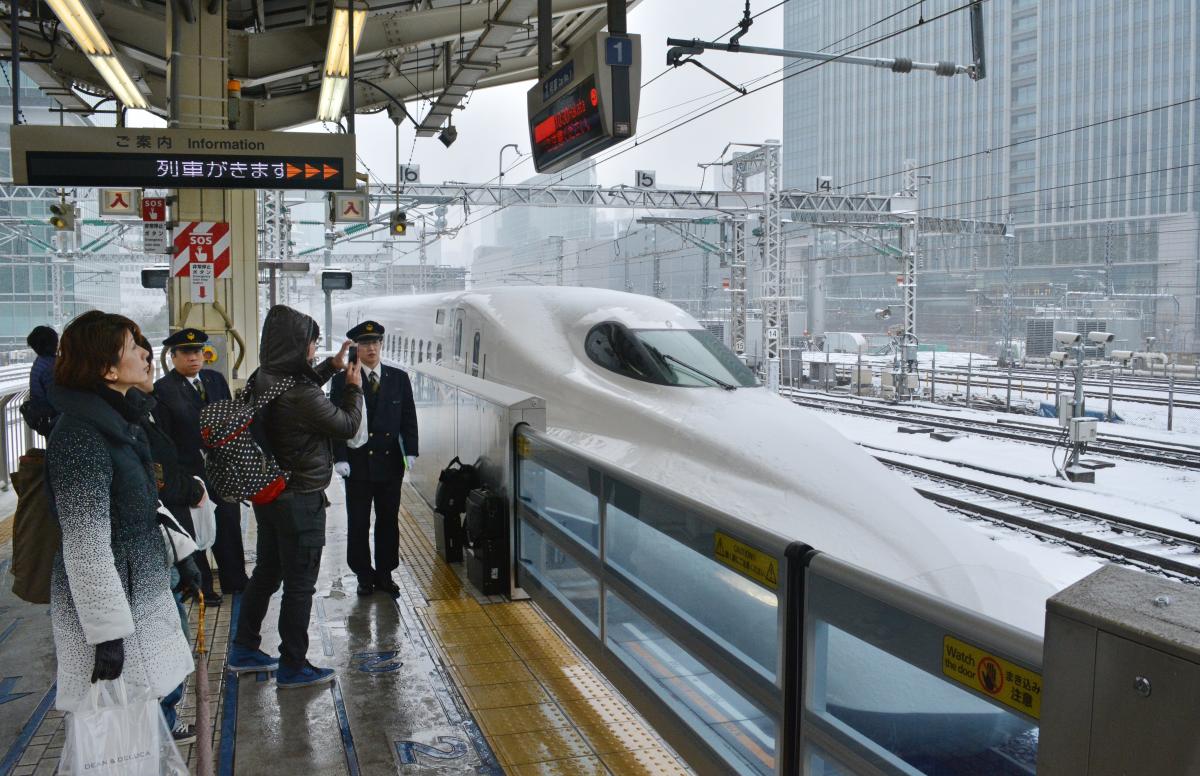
[590,88,599,107]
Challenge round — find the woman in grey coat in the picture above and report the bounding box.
[45,311,192,711]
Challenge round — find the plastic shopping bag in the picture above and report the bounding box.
[190,477,217,551]
[58,678,187,776]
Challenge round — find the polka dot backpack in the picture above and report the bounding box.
[199,376,296,504]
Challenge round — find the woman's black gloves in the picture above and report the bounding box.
[91,639,124,683]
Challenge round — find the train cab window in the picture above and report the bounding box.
[436,344,443,363]
[471,332,481,377]
[584,321,758,388]
[453,317,463,360]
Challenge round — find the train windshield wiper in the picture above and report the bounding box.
[661,353,737,391]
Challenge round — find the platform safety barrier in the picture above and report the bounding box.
[512,425,1046,776]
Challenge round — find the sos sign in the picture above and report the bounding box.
[171,221,231,278]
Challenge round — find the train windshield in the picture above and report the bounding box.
[585,322,758,388]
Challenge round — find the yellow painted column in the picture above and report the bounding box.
[166,0,259,382]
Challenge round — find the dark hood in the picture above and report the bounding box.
[259,305,321,378]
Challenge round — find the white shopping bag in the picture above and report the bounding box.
[59,678,187,776]
[190,477,217,551]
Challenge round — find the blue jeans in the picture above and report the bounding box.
[160,568,189,728]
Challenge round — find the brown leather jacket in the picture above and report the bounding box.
[249,306,362,493]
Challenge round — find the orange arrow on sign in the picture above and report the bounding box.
[286,164,302,178]
[305,164,319,179]
[323,164,338,180]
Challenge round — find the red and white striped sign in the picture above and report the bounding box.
[172,221,231,278]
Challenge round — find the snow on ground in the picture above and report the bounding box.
[808,407,1200,537]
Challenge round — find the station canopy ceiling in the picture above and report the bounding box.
[10,0,636,130]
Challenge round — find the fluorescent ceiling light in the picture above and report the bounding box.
[44,0,149,109]
[317,2,366,121]
[44,0,110,56]
[317,76,349,122]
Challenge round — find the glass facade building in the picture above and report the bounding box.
[783,0,1200,352]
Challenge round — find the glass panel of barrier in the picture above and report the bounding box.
[605,478,779,681]
[604,590,778,776]
[517,440,600,552]
[517,519,601,633]
[805,570,1040,776]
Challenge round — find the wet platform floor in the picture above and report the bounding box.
[0,483,692,775]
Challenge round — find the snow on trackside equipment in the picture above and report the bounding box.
[199,377,296,504]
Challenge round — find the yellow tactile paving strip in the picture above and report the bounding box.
[396,491,694,776]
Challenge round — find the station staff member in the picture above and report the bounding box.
[330,321,418,597]
[153,328,250,603]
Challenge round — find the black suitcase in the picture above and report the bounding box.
[434,510,464,563]
[463,487,506,546]
[467,539,508,596]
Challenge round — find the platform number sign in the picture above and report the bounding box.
[635,170,656,189]
[397,164,420,185]
[816,175,833,192]
[605,36,633,67]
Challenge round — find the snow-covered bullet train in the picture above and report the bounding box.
[335,286,1096,760]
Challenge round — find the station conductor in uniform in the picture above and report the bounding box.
[153,328,250,602]
[330,321,418,597]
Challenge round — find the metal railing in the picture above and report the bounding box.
[511,425,1046,776]
[0,365,39,492]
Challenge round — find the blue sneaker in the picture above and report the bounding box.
[276,662,335,689]
[227,645,279,674]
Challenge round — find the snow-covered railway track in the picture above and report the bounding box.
[882,457,1200,582]
[787,391,1200,470]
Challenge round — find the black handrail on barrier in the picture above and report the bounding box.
[779,542,817,776]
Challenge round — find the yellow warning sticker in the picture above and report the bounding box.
[713,531,778,590]
[943,635,1042,719]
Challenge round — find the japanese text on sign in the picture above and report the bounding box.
[713,531,778,590]
[942,635,1042,719]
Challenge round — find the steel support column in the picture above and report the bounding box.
[167,0,260,381]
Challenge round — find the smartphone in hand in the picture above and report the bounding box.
[348,345,358,364]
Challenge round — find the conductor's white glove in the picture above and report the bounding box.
[405,456,415,472]
[334,461,351,478]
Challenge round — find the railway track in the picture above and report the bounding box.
[929,368,1200,410]
[786,390,1200,470]
[883,456,1200,582]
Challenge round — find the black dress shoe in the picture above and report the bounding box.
[375,578,401,598]
[356,581,374,596]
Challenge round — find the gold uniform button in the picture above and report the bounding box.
[368,451,373,456]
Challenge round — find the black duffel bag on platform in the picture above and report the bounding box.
[435,457,479,518]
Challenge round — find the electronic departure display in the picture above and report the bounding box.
[530,77,607,172]
[10,126,356,190]
[23,153,347,190]
[527,31,641,174]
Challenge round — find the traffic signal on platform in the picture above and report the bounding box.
[389,210,407,237]
[49,202,75,231]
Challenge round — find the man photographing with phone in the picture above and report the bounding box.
[330,320,418,597]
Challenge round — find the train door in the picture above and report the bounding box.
[452,308,466,373]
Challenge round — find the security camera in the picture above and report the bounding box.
[1110,350,1134,362]
[1054,331,1082,346]
[1087,331,1115,345]
[1049,351,1070,365]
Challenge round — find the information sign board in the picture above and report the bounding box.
[190,261,215,303]
[11,126,356,190]
[141,197,167,222]
[143,223,169,254]
[172,222,231,278]
[528,31,641,174]
[99,189,139,216]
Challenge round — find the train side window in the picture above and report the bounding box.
[453,316,463,360]
[435,309,445,325]
[436,344,443,363]
[417,339,424,363]
[471,332,481,377]
[426,341,432,363]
